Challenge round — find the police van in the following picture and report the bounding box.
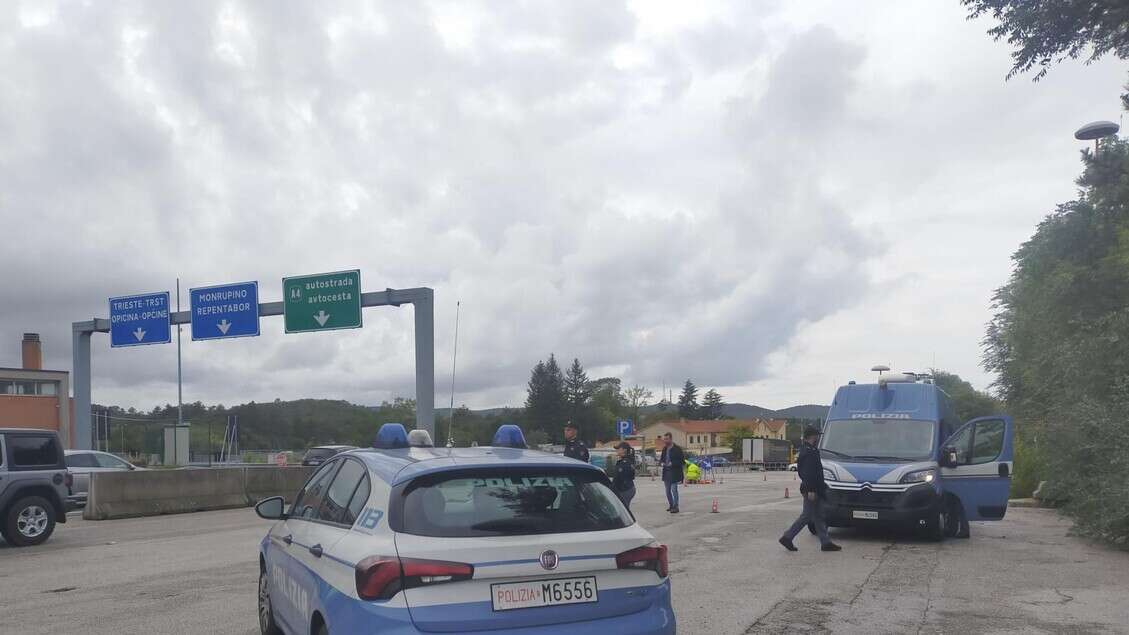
[255,424,675,635]
[818,370,1014,539]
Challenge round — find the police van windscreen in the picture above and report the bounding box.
[821,418,936,461]
[392,467,632,537]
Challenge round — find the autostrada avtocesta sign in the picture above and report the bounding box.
[282,269,362,333]
[107,269,366,347]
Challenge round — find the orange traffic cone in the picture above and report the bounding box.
[711,498,719,513]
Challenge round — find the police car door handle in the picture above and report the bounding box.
[308,544,323,558]
[283,534,292,545]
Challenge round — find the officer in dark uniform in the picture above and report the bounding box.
[780,426,842,552]
[562,422,589,463]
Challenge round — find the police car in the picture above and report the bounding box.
[255,424,676,635]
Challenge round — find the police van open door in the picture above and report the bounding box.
[940,416,1014,521]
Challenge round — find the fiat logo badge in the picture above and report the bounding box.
[539,550,559,571]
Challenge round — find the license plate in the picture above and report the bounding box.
[491,576,598,611]
[852,510,879,520]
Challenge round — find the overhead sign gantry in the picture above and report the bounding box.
[72,275,434,450]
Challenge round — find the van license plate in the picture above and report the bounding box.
[852,510,879,520]
[491,577,598,611]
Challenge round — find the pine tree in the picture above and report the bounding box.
[701,389,724,419]
[525,355,566,436]
[677,380,699,419]
[564,358,592,418]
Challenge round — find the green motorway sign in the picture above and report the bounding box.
[283,269,362,333]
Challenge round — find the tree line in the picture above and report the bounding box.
[963,0,1129,545]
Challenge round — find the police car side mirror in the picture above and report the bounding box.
[940,448,959,469]
[255,496,287,520]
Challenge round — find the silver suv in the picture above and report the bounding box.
[0,428,71,546]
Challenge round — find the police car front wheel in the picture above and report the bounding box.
[258,566,282,635]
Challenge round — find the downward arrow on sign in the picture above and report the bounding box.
[217,319,232,335]
[133,328,146,341]
[313,310,331,327]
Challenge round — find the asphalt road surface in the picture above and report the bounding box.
[3,472,1127,634]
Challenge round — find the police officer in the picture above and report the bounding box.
[562,422,589,463]
[780,426,842,552]
[611,442,637,511]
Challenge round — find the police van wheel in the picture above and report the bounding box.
[922,508,946,542]
[258,566,283,635]
[942,498,963,538]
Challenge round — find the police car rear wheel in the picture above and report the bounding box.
[258,567,282,635]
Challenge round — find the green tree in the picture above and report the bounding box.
[721,424,754,455]
[930,370,1001,422]
[983,95,1129,543]
[963,0,1129,79]
[677,380,699,419]
[625,385,653,432]
[525,354,566,440]
[564,358,592,420]
[701,389,724,419]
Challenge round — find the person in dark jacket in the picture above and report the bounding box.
[780,427,842,552]
[562,422,589,463]
[658,433,684,513]
[611,442,637,511]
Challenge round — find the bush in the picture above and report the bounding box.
[1010,426,1046,499]
[1038,397,1129,548]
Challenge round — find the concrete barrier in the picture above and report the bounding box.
[84,466,316,520]
[244,466,315,504]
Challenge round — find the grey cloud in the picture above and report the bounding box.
[1,2,882,411]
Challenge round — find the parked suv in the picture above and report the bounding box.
[0,428,70,546]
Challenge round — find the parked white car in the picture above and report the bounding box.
[64,450,144,507]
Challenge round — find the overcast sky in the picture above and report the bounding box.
[1,1,1126,412]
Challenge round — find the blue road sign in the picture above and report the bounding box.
[617,420,633,436]
[109,292,172,348]
[190,281,260,341]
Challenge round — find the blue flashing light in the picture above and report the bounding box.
[492,424,527,449]
[374,423,410,449]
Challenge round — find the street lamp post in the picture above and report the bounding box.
[1074,120,1120,157]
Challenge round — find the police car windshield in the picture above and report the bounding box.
[393,467,632,537]
[821,418,936,462]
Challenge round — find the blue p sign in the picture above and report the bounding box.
[617,420,633,436]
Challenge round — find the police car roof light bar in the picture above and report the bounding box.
[408,429,434,447]
[492,424,527,449]
[374,423,410,449]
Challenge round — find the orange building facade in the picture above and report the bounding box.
[0,333,73,447]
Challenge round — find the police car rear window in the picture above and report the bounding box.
[392,467,632,537]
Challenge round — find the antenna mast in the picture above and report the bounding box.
[447,301,461,447]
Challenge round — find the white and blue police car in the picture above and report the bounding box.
[255,424,675,635]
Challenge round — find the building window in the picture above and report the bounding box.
[0,380,57,395]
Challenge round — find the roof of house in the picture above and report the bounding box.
[644,418,788,434]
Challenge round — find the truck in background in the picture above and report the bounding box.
[742,438,791,469]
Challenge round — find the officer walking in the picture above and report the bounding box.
[562,422,589,463]
[658,432,684,514]
[780,426,842,552]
